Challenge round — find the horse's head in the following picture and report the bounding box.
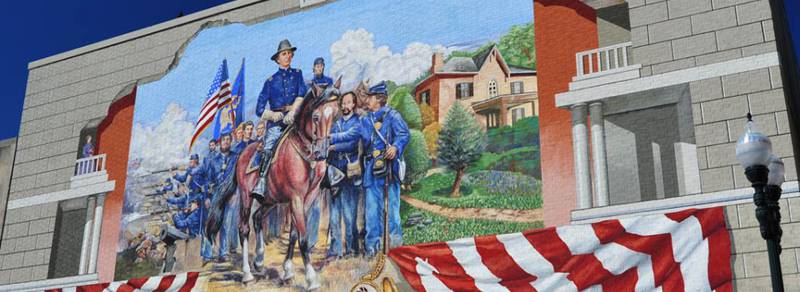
[297,78,342,161]
[353,79,371,113]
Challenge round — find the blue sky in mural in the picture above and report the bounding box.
[0,0,230,140]
[130,0,533,168]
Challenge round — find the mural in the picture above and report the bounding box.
[115,0,539,290]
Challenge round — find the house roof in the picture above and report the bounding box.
[441,57,479,72]
[509,65,537,75]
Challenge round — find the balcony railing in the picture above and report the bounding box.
[575,42,634,80]
[74,154,106,177]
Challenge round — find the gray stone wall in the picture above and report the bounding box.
[628,0,775,76]
[0,138,17,237]
[727,198,800,290]
[0,0,329,285]
[690,67,794,193]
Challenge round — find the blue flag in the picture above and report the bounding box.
[232,58,246,128]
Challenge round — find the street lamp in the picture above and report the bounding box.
[735,113,785,292]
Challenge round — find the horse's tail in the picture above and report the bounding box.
[205,169,238,243]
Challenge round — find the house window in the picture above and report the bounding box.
[486,112,500,129]
[419,90,431,105]
[512,108,526,122]
[456,83,474,99]
[511,81,524,94]
[489,80,498,97]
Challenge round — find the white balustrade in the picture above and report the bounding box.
[74,154,106,177]
[575,42,634,80]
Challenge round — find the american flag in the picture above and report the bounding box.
[389,207,732,292]
[46,272,199,292]
[190,59,232,151]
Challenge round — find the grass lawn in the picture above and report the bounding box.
[400,201,543,245]
[407,172,542,210]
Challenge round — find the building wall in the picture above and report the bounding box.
[0,0,325,285]
[0,138,17,237]
[434,76,475,121]
[533,0,598,226]
[95,90,136,282]
[629,0,776,76]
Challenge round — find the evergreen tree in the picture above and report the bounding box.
[404,130,431,184]
[389,87,423,130]
[437,103,486,198]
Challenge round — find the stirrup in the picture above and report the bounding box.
[251,176,267,201]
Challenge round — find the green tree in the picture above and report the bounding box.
[437,103,487,198]
[403,130,431,185]
[498,22,536,69]
[423,122,442,159]
[420,103,436,129]
[390,87,423,130]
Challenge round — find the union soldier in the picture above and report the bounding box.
[326,91,362,259]
[170,153,212,260]
[252,39,308,198]
[172,199,203,237]
[311,57,333,88]
[234,121,255,154]
[255,120,267,141]
[331,81,409,256]
[209,132,239,261]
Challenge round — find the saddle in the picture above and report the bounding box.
[245,125,294,175]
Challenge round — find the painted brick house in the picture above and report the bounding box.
[414,45,538,129]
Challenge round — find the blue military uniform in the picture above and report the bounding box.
[311,57,333,88]
[326,113,362,257]
[209,147,239,259]
[172,154,213,259]
[172,201,203,237]
[331,82,409,256]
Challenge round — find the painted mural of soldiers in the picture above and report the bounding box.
[172,199,203,237]
[326,91,362,259]
[255,120,266,141]
[331,81,409,257]
[209,132,239,261]
[252,39,308,198]
[311,57,333,88]
[170,153,212,261]
[234,121,255,154]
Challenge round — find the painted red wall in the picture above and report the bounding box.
[95,88,137,282]
[534,1,598,226]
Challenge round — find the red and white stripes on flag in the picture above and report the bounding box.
[189,60,232,151]
[389,207,732,292]
[46,272,199,292]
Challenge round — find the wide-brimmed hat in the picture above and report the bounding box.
[271,39,297,61]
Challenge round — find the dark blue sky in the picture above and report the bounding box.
[0,0,230,140]
[0,1,798,141]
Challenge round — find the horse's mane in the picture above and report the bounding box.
[293,86,340,129]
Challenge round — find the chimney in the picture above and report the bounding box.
[431,52,444,73]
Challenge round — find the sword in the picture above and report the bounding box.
[383,159,392,255]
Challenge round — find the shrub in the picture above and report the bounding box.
[422,122,441,159]
[404,130,431,184]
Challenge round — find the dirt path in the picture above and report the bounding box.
[401,195,543,223]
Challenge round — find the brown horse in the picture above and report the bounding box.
[206,82,341,289]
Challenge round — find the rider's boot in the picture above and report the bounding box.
[251,149,272,201]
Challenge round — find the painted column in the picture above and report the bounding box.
[590,102,609,207]
[88,194,106,273]
[78,196,96,274]
[571,103,593,209]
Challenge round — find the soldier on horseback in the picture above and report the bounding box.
[252,39,308,199]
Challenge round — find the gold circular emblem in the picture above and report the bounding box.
[372,150,381,157]
[374,122,382,130]
[375,160,384,168]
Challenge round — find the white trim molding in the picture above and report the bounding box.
[556,52,780,108]
[571,181,799,224]
[6,180,115,210]
[0,273,99,292]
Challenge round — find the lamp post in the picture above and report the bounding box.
[735,113,785,292]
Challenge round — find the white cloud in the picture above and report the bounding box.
[129,102,201,171]
[329,28,454,90]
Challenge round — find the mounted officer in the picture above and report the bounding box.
[252,39,308,199]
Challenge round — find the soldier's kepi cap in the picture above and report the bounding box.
[271,39,297,61]
[313,57,325,66]
[190,154,199,161]
[368,81,388,96]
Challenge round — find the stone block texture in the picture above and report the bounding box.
[629,0,776,76]
[728,198,800,290]
[0,0,328,285]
